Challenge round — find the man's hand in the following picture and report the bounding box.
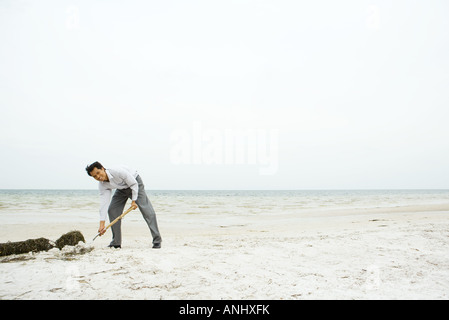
[98,220,106,236]
[131,201,138,210]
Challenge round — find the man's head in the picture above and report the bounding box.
[85,161,108,182]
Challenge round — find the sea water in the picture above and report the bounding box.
[0,189,448,224]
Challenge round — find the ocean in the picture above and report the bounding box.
[0,189,448,224]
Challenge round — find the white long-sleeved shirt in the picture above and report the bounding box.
[98,165,138,221]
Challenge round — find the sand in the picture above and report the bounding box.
[1,204,449,300]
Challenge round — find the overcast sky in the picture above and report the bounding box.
[1,0,448,190]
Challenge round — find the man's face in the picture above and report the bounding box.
[90,167,108,182]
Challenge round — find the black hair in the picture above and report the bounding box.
[85,161,104,176]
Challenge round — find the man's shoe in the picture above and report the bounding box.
[152,243,161,249]
[108,244,121,249]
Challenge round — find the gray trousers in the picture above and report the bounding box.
[108,175,161,246]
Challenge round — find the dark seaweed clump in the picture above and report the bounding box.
[0,238,54,257]
[0,230,86,257]
[55,231,85,250]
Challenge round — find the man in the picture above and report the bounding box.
[85,161,162,249]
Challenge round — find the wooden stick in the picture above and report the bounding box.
[92,206,135,241]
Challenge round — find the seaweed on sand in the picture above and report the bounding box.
[0,230,86,257]
[0,238,54,256]
[55,231,85,250]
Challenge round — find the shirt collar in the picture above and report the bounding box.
[105,168,114,182]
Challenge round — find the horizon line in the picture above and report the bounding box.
[0,188,448,191]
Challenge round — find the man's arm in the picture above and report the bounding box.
[99,184,112,235]
[120,169,139,210]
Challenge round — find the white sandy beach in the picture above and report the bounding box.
[1,203,449,300]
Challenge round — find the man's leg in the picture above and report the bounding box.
[135,175,162,246]
[108,189,128,247]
